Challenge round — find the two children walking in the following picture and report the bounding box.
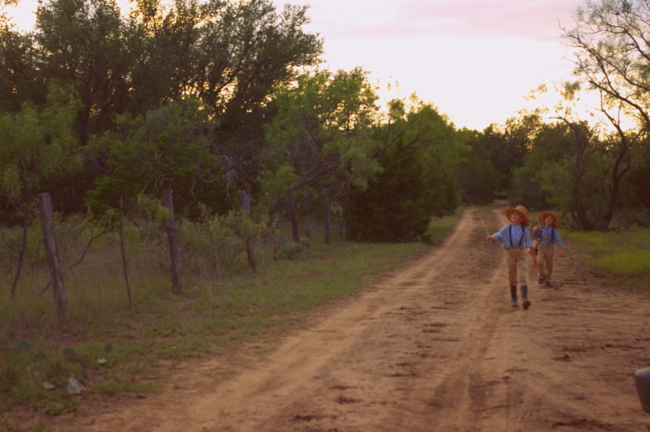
[486,206,563,310]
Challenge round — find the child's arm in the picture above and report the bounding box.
[558,248,564,258]
[488,226,507,243]
[529,247,538,266]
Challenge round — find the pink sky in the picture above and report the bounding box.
[272,0,588,130]
[335,0,581,40]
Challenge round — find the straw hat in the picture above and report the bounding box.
[538,211,562,228]
[505,205,530,227]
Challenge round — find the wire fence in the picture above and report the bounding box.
[0,196,335,327]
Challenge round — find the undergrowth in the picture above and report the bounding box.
[564,227,650,288]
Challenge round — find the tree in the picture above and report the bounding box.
[523,78,638,230]
[87,97,233,216]
[620,135,650,225]
[509,121,574,211]
[344,98,459,242]
[456,129,499,205]
[562,0,650,130]
[1,0,323,213]
[0,86,81,297]
[2,0,323,143]
[479,114,538,195]
[262,68,383,217]
[34,0,129,145]
[0,25,44,114]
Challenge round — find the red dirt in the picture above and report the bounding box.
[25,208,650,431]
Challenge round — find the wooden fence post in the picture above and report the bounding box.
[322,189,332,245]
[239,190,256,272]
[119,196,133,309]
[285,188,299,243]
[162,190,183,295]
[37,193,69,327]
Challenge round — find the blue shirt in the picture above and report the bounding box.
[536,226,563,249]
[492,224,533,249]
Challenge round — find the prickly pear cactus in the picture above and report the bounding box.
[16,339,32,353]
[63,346,76,361]
[79,354,91,368]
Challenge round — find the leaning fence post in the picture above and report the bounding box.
[37,193,70,327]
[162,189,183,295]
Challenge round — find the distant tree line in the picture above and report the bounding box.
[0,0,463,246]
[456,0,650,231]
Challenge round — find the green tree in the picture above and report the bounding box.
[455,129,499,205]
[523,80,638,230]
[0,86,81,297]
[479,114,539,195]
[87,97,233,216]
[0,25,43,114]
[535,117,633,231]
[34,0,128,145]
[621,136,650,225]
[344,98,459,242]
[1,0,322,213]
[509,121,573,211]
[262,68,382,217]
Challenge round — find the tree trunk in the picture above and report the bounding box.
[322,188,332,245]
[38,193,69,327]
[303,190,311,243]
[285,188,299,243]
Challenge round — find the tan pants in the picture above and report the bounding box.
[537,243,555,282]
[506,248,529,286]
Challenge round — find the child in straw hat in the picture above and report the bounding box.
[533,211,564,287]
[486,205,538,309]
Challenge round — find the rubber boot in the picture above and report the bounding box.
[510,285,518,308]
[521,285,531,310]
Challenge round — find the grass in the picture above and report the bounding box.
[0,211,462,428]
[564,227,650,288]
[424,212,462,245]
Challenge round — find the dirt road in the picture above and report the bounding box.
[62,208,650,431]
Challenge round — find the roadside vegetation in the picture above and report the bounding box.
[0,211,460,425]
[564,228,650,289]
